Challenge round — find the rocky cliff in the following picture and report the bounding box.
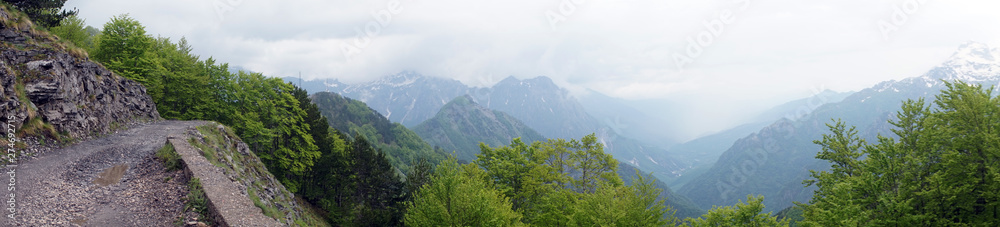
[0,5,159,142]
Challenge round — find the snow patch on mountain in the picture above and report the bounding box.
[928,41,1000,82]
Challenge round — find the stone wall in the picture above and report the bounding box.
[169,135,283,226]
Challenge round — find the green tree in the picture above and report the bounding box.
[348,135,405,226]
[684,195,788,227]
[151,37,211,120]
[93,14,156,85]
[457,135,678,226]
[569,134,621,193]
[4,0,76,27]
[474,138,538,210]
[225,71,319,193]
[572,172,677,227]
[405,156,523,227]
[405,157,433,200]
[49,14,94,49]
[301,130,353,225]
[801,80,1000,226]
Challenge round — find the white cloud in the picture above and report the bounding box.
[64,0,1000,138]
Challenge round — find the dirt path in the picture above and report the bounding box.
[5,120,209,226]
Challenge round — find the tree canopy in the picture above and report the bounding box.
[3,0,76,27]
[801,81,1000,226]
[406,134,679,226]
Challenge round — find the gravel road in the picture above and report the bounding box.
[4,120,208,226]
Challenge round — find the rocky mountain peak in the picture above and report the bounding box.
[933,41,1000,81]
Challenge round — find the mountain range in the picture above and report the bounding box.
[678,41,1000,212]
[408,93,705,218]
[288,73,689,182]
[309,91,448,173]
[662,90,852,188]
[411,95,546,162]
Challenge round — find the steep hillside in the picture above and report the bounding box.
[412,95,545,162]
[0,5,159,144]
[310,91,447,172]
[617,163,704,219]
[468,76,603,140]
[679,41,1000,212]
[298,74,688,182]
[664,90,852,188]
[411,94,704,219]
[184,122,327,226]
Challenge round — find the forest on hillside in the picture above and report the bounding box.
[10,1,1000,226]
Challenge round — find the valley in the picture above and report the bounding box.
[4,0,1000,226]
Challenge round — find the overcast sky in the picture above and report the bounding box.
[64,0,1000,139]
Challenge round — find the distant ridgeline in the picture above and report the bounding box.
[287,73,690,185]
[679,41,1000,214]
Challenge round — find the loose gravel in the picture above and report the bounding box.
[4,120,209,226]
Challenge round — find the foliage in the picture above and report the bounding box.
[68,10,689,227]
[298,131,410,226]
[41,10,415,227]
[2,0,76,27]
[93,14,156,84]
[404,157,433,199]
[683,195,788,227]
[49,14,94,50]
[404,156,523,227]
[407,134,678,226]
[775,206,804,227]
[571,173,676,226]
[411,95,547,162]
[801,81,1000,226]
[311,92,447,173]
[186,177,211,224]
[155,142,182,171]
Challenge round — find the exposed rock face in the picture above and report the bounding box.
[0,6,159,139]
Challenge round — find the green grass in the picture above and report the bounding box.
[156,142,182,171]
[295,195,332,227]
[185,177,211,225]
[188,137,221,168]
[189,122,331,226]
[18,116,57,139]
[249,187,285,222]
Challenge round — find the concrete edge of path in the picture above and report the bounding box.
[168,133,284,227]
